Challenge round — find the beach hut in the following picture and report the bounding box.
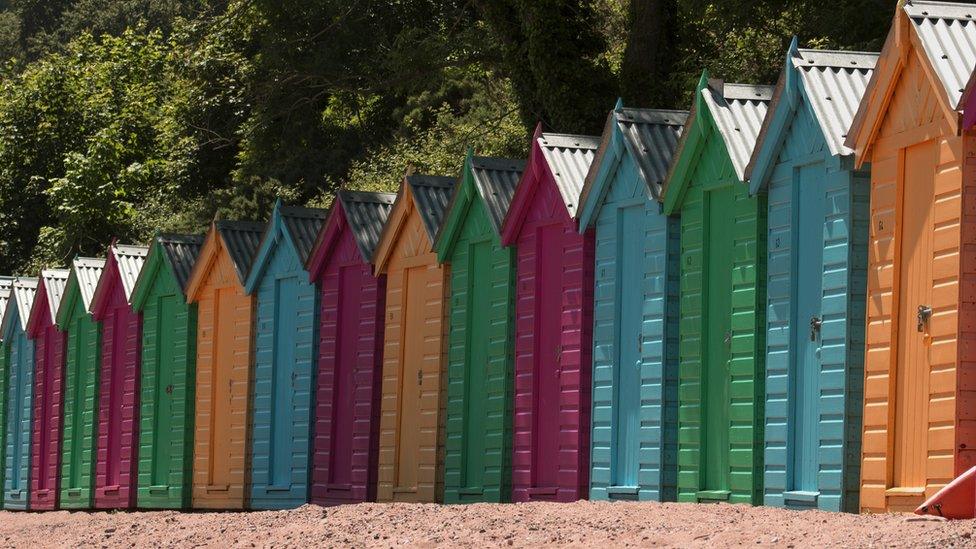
[746,41,876,512]
[435,153,524,504]
[89,243,148,509]
[2,278,37,510]
[56,258,105,509]
[577,103,686,502]
[130,234,203,509]
[0,277,13,508]
[373,173,456,503]
[26,269,69,511]
[185,220,263,509]
[243,201,328,510]
[845,0,976,513]
[661,73,773,505]
[499,129,599,503]
[307,190,394,506]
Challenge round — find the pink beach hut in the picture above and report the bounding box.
[500,126,600,502]
[90,243,148,509]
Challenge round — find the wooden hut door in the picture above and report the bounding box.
[269,276,300,490]
[612,205,644,488]
[893,141,936,491]
[462,241,491,491]
[329,265,362,488]
[208,287,237,490]
[791,163,826,493]
[106,309,127,489]
[532,223,564,491]
[151,295,180,491]
[7,333,26,495]
[703,186,735,494]
[395,266,426,492]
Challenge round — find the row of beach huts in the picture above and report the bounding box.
[1,0,975,515]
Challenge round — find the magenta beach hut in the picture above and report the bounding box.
[307,190,395,506]
[27,269,69,510]
[90,243,148,509]
[500,126,599,502]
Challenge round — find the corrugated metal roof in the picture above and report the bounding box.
[0,277,15,337]
[702,81,774,181]
[10,277,37,331]
[538,133,601,217]
[406,174,457,241]
[40,269,69,322]
[280,205,329,264]
[111,243,149,301]
[616,108,687,199]
[157,234,204,294]
[793,49,877,156]
[905,0,976,110]
[72,257,106,312]
[339,190,396,261]
[216,220,265,283]
[470,156,525,234]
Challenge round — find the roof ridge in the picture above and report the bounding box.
[280,204,330,218]
[407,174,456,187]
[471,156,526,169]
[340,190,396,204]
[539,132,602,149]
[157,233,205,243]
[905,1,976,20]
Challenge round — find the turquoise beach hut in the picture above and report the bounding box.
[2,278,37,510]
[244,200,328,510]
[745,40,876,512]
[577,101,686,501]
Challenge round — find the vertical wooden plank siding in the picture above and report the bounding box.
[190,248,253,509]
[3,323,34,510]
[377,206,449,503]
[28,290,67,510]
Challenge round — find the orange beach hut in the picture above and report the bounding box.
[846,0,976,513]
[372,174,457,503]
[184,220,264,509]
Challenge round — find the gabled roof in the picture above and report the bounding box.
[97,243,148,302]
[406,174,456,242]
[747,40,877,194]
[578,100,687,228]
[185,220,264,302]
[55,257,105,328]
[0,277,15,341]
[157,234,204,294]
[3,277,37,339]
[906,1,976,110]
[537,132,601,218]
[305,191,395,279]
[245,200,329,292]
[26,269,69,335]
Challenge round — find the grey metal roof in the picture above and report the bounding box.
[538,133,601,217]
[215,220,265,283]
[339,190,396,261]
[157,234,204,294]
[111,244,149,301]
[9,277,37,332]
[40,269,69,322]
[470,156,525,234]
[616,109,687,199]
[793,49,877,156]
[702,81,774,181]
[905,0,976,110]
[280,205,329,264]
[0,277,15,337]
[406,174,457,241]
[72,257,106,312]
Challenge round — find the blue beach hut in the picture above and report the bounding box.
[745,39,876,512]
[2,278,37,510]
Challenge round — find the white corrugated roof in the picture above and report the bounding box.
[701,82,774,181]
[538,133,600,218]
[905,0,976,110]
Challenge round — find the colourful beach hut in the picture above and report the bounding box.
[0,277,13,508]
[27,269,69,511]
[56,257,105,509]
[130,234,203,509]
[435,153,524,504]
[845,0,976,513]
[90,243,148,509]
[307,190,394,506]
[2,278,37,510]
[185,220,263,509]
[746,41,876,512]
[577,103,686,501]
[661,74,772,505]
[243,201,328,510]
[373,173,456,503]
[500,128,599,503]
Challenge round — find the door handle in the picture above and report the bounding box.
[416,369,423,386]
[917,305,932,332]
[637,332,642,355]
[809,316,823,342]
[723,330,731,345]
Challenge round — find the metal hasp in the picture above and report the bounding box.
[576,101,687,502]
[662,71,774,505]
[307,190,394,506]
[1,278,37,510]
[129,234,204,509]
[500,127,600,503]
[435,152,523,504]
[56,258,105,509]
[185,220,263,510]
[372,173,456,503]
[746,38,876,512]
[243,200,328,510]
[845,0,976,514]
[26,270,69,511]
[916,305,932,333]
